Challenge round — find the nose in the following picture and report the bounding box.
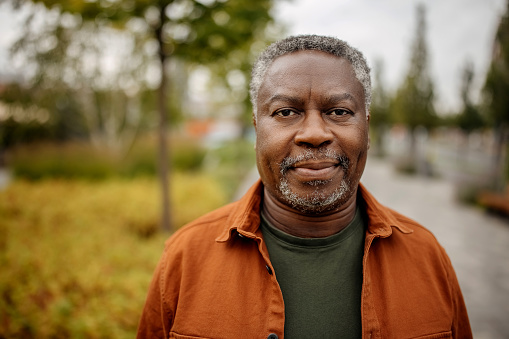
[294,111,333,148]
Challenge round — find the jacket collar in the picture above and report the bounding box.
[357,183,414,237]
[216,180,413,243]
[216,180,264,242]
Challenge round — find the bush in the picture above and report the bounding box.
[5,137,208,180]
[6,142,118,180]
[0,174,228,338]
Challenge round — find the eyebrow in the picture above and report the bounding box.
[323,93,358,104]
[266,92,359,106]
[265,94,304,106]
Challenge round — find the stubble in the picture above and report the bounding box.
[277,149,352,214]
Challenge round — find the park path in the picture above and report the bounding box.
[237,156,509,338]
[361,157,509,339]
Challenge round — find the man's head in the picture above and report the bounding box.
[252,35,371,215]
[250,35,371,121]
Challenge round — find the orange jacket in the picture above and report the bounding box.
[137,181,472,339]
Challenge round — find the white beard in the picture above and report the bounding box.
[278,177,351,214]
[277,148,352,214]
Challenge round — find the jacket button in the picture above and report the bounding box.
[265,265,273,275]
[267,334,278,339]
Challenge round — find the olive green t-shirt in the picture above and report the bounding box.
[260,208,365,339]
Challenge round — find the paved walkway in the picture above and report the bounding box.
[362,157,509,339]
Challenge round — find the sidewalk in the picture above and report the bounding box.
[362,157,509,339]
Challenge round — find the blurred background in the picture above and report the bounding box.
[0,0,508,338]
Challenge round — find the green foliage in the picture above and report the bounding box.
[4,136,258,201]
[482,1,509,190]
[7,143,119,180]
[456,61,485,132]
[0,175,228,338]
[483,2,509,128]
[369,59,392,156]
[0,118,55,148]
[4,0,279,232]
[6,137,207,180]
[370,59,391,127]
[392,4,437,131]
[456,105,484,133]
[484,65,509,127]
[7,0,279,132]
[22,0,277,63]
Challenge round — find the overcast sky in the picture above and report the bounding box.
[0,2,23,81]
[273,0,507,112]
[0,0,506,112]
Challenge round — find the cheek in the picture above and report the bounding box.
[256,121,291,155]
[255,124,292,181]
[255,129,277,175]
[341,127,369,154]
[349,128,370,175]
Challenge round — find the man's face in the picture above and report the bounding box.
[255,50,370,214]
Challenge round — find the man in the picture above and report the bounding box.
[137,35,472,339]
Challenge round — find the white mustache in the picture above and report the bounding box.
[279,149,350,175]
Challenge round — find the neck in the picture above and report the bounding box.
[261,187,358,238]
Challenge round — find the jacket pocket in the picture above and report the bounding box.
[411,331,452,339]
[169,332,211,339]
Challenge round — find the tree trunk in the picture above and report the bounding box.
[156,6,171,232]
[493,123,509,192]
[408,127,418,173]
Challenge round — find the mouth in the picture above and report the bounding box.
[280,150,350,182]
[290,162,339,181]
[290,160,338,179]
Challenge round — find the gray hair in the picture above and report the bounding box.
[249,34,371,120]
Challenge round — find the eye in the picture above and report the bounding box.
[274,109,298,117]
[327,108,352,116]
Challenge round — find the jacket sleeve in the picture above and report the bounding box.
[440,247,473,339]
[137,249,172,339]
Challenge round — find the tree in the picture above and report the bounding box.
[456,60,484,133]
[392,4,437,172]
[369,59,391,157]
[8,0,278,231]
[483,0,509,190]
[8,2,156,150]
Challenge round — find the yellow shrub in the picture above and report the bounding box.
[0,174,228,338]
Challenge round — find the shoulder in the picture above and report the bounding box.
[390,207,440,242]
[375,206,453,271]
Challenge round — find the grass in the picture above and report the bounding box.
[0,174,228,338]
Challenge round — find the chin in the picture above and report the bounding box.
[278,178,353,214]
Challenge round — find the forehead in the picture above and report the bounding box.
[268,50,350,73]
[259,50,364,102]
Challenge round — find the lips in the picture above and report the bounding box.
[293,160,338,170]
[279,150,350,183]
[290,161,340,180]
